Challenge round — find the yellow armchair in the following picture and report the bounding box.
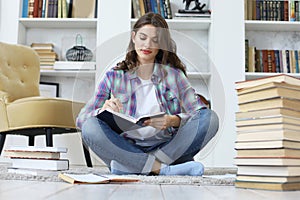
[0,42,92,166]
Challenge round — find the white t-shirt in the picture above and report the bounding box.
[123,78,170,146]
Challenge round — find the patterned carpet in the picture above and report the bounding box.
[0,163,236,185]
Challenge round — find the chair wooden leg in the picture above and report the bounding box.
[0,133,6,155]
[45,128,53,147]
[28,135,35,146]
[82,142,93,167]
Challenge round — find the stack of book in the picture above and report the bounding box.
[234,74,300,191]
[30,43,58,69]
[4,146,69,173]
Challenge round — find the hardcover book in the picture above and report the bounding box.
[236,129,300,142]
[235,180,300,191]
[237,165,300,176]
[236,148,300,158]
[235,74,300,90]
[4,146,67,160]
[238,97,300,112]
[235,139,300,150]
[11,158,69,171]
[237,85,300,104]
[234,157,300,166]
[235,107,300,120]
[236,175,300,184]
[96,109,165,134]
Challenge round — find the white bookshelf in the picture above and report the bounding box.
[131,18,211,30]
[40,70,95,78]
[245,20,300,32]
[19,18,97,28]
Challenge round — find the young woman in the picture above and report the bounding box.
[76,12,219,176]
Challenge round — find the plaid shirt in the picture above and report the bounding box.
[76,64,207,134]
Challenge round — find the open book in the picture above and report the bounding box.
[58,173,139,184]
[96,109,165,134]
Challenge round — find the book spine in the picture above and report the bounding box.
[22,0,29,18]
[139,0,146,16]
[58,0,62,18]
[53,0,58,18]
[33,0,39,17]
[159,0,165,18]
[38,0,43,17]
[28,0,35,18]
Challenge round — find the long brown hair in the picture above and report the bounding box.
[115,12,186,75]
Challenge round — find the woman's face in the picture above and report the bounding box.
[132,24,159,65]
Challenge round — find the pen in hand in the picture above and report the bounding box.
[101,95,123,113]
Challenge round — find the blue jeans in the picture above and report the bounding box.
[81,109,219,174]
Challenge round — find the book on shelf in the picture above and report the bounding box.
[235,140,300,150]
[235,180,300,191]
[235,108,300,120]
[58,173,139,184]
[131,0,172,19]
[71,0,97,18]
[245,0,289,21]
[234,157,300,166]
[4,146,67,160]
[236,148,300,158]
[11,158,69,171]
[236,129,300,142]
[235,74,300,90]
[53,61,96,70]
[96,109,165,134]
[31,43,54,49]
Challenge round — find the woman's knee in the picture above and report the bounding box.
[201,109,219,139]
[81,117,101,141]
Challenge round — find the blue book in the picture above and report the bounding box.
[22,0,29,18]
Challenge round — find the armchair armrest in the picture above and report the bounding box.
[0,91,9,131]
[0,91,11,103]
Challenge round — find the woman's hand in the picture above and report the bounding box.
[100,98,123,113]
[143,115,181,130]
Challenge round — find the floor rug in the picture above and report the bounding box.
[0,163,236,186]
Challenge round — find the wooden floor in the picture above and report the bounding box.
[1,180,300,200]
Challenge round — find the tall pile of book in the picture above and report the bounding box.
[30,43,58,69]
[4,146,69,174]
[234,74,300,191]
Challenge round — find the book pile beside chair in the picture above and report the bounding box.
[4,146,69,175]
[234,74,300,191]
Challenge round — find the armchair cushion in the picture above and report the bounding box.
[6,96,83,132]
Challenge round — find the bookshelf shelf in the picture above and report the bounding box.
[245,20,300,32]
[40,70,95,77]
[131,18,211,30]
[19,18,97,29]
[245,72,300,80]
